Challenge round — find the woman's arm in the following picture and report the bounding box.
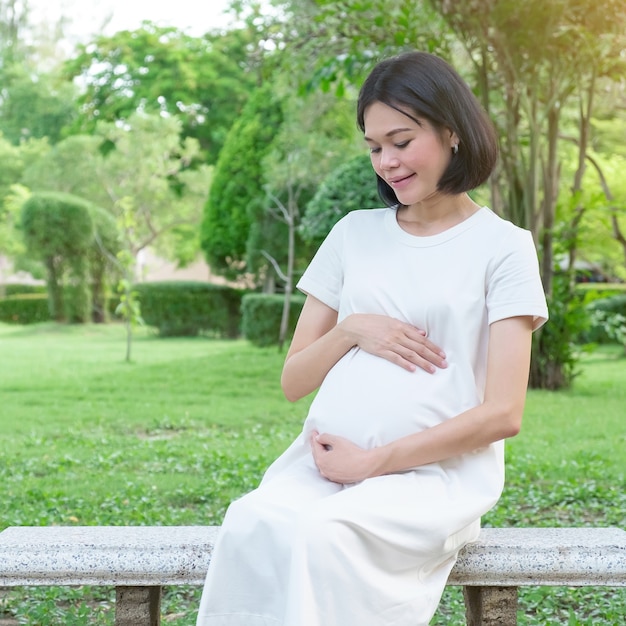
[281,295,448,402]
[311,315,534,483]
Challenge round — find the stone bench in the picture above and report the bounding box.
[1,526,625,625]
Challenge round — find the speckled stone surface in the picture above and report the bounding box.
[0,526,219,586]
[1,525,624,588]
[449,527,626,586]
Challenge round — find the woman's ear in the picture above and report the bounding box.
[449,129,460,150]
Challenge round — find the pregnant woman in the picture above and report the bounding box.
[196,50,548,626]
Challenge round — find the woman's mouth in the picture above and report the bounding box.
[388,174,415,188]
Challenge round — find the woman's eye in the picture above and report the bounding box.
[369,147,381,154]
[395,141,410,149]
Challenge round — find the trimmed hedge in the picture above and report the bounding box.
[134,281,244,337]
[2,284,47,297]
[242,293,305,347]
[0,294,51,324]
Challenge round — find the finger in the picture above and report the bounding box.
[380,343,442,373]
[396,334,448,366]
[315,432,334,451]
[401,328,446,359]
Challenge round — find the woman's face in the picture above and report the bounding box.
[363,101,457,207]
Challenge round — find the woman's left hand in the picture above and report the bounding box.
[309,430,379,484]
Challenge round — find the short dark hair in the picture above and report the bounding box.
[357,51,498,205]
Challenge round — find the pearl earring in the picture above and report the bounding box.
[453,144,459,155]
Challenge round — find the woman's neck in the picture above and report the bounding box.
[395,193,480,237]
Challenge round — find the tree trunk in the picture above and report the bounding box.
[46,257,65,322]
[278,192,296,351]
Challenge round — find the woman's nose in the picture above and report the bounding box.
[380,148,399,170]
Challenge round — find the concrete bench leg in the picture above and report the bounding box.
[463,585,518,625]
[115,585,162,626]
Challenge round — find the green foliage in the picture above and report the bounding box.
[575,282,626,298]
[90,206,121,323]
[65,278,91,324]
[300,153,381,247]
[20,192,95,322]
[529,272,589,390]
[63,24,258,163]
[587,293,626,316]
[0,63,77,144]
[0,294,50,324]
[557,149,626,284]
[584,294,626,348]
[201,84,284,280]
[23,114,209,268]
[2,284,46,296]
[111,203,144,361]
[20,192,94,265]
[95,113,209,262]
[0,140,47,266]
[135,281,244,338]
[22,134,103,200]
[241,293,305,347]
[291,0,451,94]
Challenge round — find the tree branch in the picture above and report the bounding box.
[260,250,287,284]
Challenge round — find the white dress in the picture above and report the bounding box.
[197,207,548,626]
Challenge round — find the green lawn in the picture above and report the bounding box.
[0,322,624,625]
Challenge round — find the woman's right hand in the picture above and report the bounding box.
[339,314,447,373]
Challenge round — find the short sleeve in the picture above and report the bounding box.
[296,215,349,311]
[486,228,549,331]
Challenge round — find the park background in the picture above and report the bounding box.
[0,0,625,623]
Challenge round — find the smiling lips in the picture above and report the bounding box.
[387,173,415,187]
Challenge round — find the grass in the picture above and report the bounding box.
[0,322,624,624]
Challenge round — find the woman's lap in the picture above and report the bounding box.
[197,451,479,625]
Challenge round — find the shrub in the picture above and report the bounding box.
[2,284,47,297]
[242,293,305,347]
[583,294,626,345]
[530,272,588,390]
[300,153,380,248]
[0,294,50,324]
[134,281,243,337]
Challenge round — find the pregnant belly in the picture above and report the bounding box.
[304,348,478,449]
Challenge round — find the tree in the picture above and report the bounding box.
[63,23,260,163]
[0,134,49,293]
[258,89,362,345]
[0,64,77,144]
[20,192,94,322]
[22,134,104,201]
[23,113,210,268]
[0,182,28,295]
[89,205,120,323]
[95,113,210,262]
[429,0,626,388]
[277,0,452,94]
[300,153,381,249]
[0,0,78,144]
[200,83,283,281]
[0,0,29,70]
[583,154,626,280]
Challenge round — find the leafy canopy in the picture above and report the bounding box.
[63,23,260,163]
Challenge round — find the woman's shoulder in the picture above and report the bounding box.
[330,207,389,233]
[349,207,390,228]
[344,206,388,222]
[480,207,533,241]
